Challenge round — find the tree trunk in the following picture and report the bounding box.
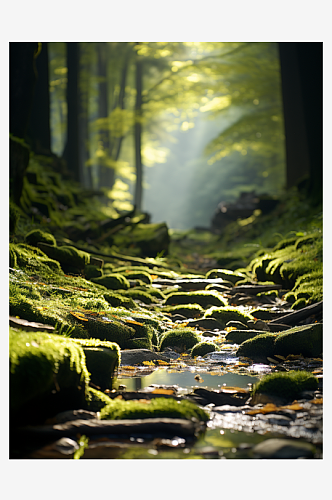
[27,42,51,153]
[278,42,322,204]
[134,49,143,211]
[62,42,80,183]
[78,43,93,188]
[10,42,39,139]
[97,43,114,190]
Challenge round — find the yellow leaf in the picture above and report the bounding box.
[142,360,155,366]
[310,398,323,405]
[225,326,237,332]
[247,403,278,415]
[151,389,174,395]
[281,403,304,411]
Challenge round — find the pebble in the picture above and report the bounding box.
[252,438,315,459]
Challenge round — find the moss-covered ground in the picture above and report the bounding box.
[9,153,322,433]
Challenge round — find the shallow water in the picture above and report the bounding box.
[114,368,258,392]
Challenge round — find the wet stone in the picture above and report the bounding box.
[252,438,315,459]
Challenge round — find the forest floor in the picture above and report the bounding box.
[9,158,323,459]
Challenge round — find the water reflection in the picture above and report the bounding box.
[114,368,258,392]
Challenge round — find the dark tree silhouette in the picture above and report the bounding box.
[278,42,322,204]
[62,42,80,182]
[134,47,143,211]
[27,42,51,153]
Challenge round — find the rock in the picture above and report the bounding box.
[274,323,323,358]
[247,319,270,331]
[188,318,224,330]
[47,409,98,424]
[120,349,169,366]
[252,438,315,459]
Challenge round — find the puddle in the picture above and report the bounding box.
[114,368,258,392]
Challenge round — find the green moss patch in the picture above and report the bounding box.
[206,268,246,284]
[37,243,91,271]
[84,264,103,280]
[274,323,323,358]
[121,289,159,304]
[236,333,278,361]
[162,304,204,318]
[165,291,227,309]
[104,292,137,309]
[25,229,56,247]
[84,387,114,412]
[10,329,90,421]
[204,306,254,329]
[191,341,217,358]
[91,273,130,290]
[252,371,319,400]
[225,329,269,344]
[118,270,152,284]
[10,243,63,275]
[160,327,201,352]
[100,397,209,422]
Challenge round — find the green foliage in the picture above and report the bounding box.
[236,332,277,361]
[252,371,318,400]
[100,396,209,422]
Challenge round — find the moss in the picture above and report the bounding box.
[274,323,323,358]
[191,341,217,358]
[204,306,254,329]
[225,329,268,344]
[37,244,91,270]
[104,292,137,309]
[81,317,136,348]
[80,344,119,390]
[84,387,114,412]
[162,304,204,318]
[236,333,277,361]
[10,200,20,235]
[10,329,90,420]
[206,268,246,284]
[165,291,227,309]
[135,286,166,300]
[91,273,130,290]
[10,243,63,275]
[122,289,159,304]
[159,327,201,352]
[25,229,56,247]
[118,270,152,284]
[252,371,319,400]
[250,308,283,320]
[100,397,209,422]
[84,264,103,280]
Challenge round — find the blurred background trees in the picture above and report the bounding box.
[10,41,322,229]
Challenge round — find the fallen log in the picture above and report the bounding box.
[16,417,204,439]
[268,301,323,326]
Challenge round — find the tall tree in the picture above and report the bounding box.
[134,45,143,211]
[278,42,322,203]
[62,42,80,182]
[27,42,51,153]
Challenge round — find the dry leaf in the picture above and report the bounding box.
[151,389,174,395]
[310,398,323,405]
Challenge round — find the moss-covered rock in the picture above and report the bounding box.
[162,303,204,318]
[204,306,254,329]
[84,387,114,412]
[165,291,227,309]
[100,397,209,422]
[25,229,56,247]
[10,329,90,422]
[274,323,323,358]
[121,289,159,304]
[91,273,130,290]
[206,268,246,284]
[118,270,152,284]
[104,292,137,309]
[71,338,120,391]
[191,341,217,358]
[236,333,278,361]
[37,243,90,271]
[84,264,103,280]
[10,243,63,275]
[252,371,319,401]
[160,327,201,352]
[225,329,269,344]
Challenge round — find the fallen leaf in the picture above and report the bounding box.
[247,403,278,415]
[310,398,323,405]
[151,389,174,395]
[142,360,155,366]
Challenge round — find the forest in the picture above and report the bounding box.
[9,41,323,463]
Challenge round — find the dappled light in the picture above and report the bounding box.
[9,41,322,462]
